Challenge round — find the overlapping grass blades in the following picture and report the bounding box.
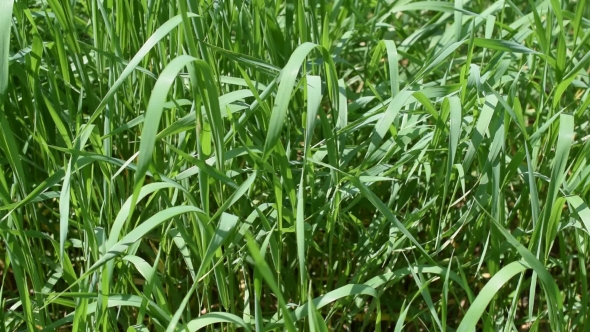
[1,0,589,331]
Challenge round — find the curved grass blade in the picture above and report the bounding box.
[362,92,414,167]
[132,56,198,216]
[475,201,565,331]
[185,312,252,332]
[368,40,399,97]
[0,0,14,99]
[92,206,202,272]
[473,38,538,54]
[41,295,171,331]
[122,255,169,315]
[84,14,198,130]
[40,205,204,307]
[566,195,590,235]
[265,284,381,331]
[262,42,339,161]
[364,265,473,300]
[456,261,529,332]
[107,182,196,248]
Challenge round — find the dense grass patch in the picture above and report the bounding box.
[1,0,590,330]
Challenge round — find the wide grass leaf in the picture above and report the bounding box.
[262,42,338,161]
[456,261,529,332]
[473,38,538,54]
[0,0,14,98]
[185,312,252,332]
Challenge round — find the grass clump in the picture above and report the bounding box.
[1,0,590,331]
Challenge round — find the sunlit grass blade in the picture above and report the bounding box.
[59,125,94,261]
[185,312,252,332]
[0,0,14,99]
[456,261,529,332]
[84,14,198,129]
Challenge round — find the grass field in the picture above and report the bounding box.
[1,0,590,331]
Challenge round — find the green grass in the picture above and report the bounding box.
[1,0,590,331]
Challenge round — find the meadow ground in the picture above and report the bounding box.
[1,0,590,331]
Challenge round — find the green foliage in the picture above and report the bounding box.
[1,0,589,331]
